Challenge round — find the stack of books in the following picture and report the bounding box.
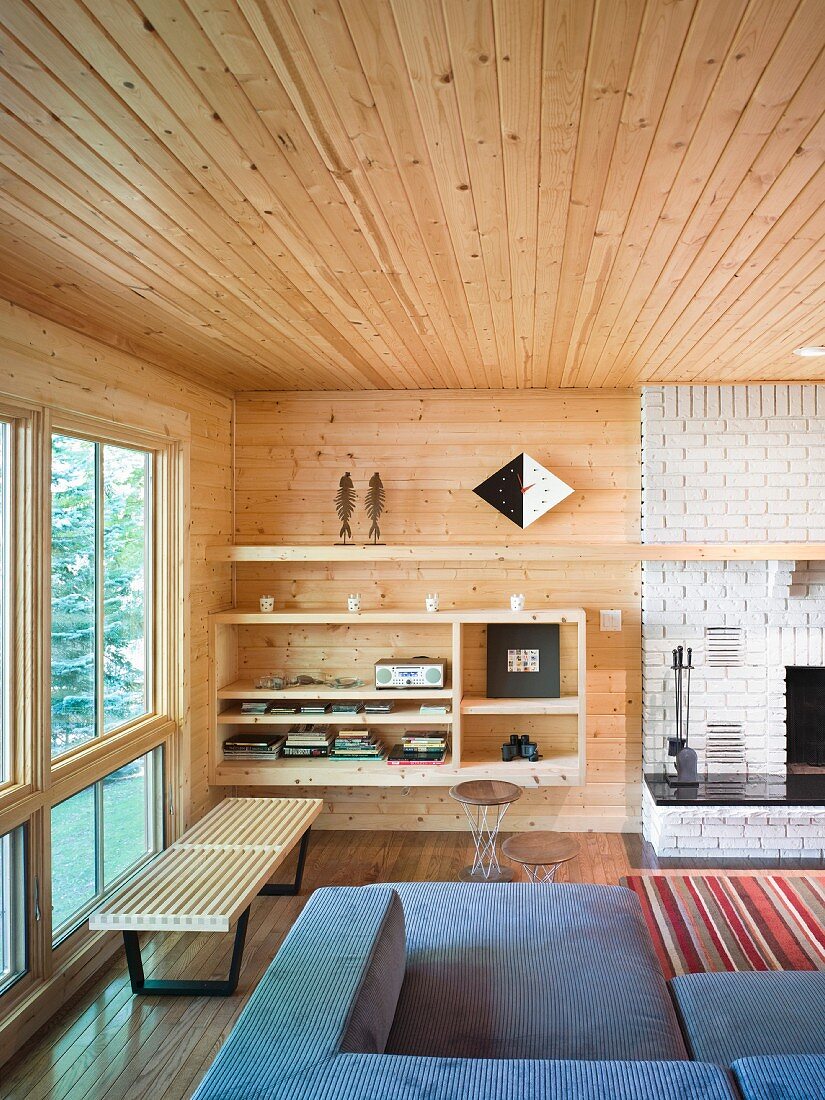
[282,725,334,757]
[299,702,330,715]
[364,700,394,714]
[330,701,364,715]
[388,732,448,765]
[330,730,385,760]
[240,700,269,717]
[223,733,285,759]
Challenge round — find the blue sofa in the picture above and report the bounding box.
[192,882,824,1100]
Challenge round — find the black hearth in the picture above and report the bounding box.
[786,666,825,768]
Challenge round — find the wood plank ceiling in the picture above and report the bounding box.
[0,0,824,392]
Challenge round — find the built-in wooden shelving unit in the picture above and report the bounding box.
[210,608,586,789]
[206,543,825,563]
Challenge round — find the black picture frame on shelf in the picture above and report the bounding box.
[486,623,560,699]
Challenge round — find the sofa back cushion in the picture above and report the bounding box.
[192,886,406,1100]
[339,889,406,1053]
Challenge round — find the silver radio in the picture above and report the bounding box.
[375,657,447,689]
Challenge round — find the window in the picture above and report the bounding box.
[0,828,25,995]
[51,435,152,758]
[0,421,10,786]
[0,403,181,1045]
[51,750,162,943]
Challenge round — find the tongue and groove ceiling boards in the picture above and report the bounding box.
[0,0,823,393]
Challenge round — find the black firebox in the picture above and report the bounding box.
[786,666,825,768]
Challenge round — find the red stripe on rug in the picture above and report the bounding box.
[625,875,676,980]
[683,875,737,971]
[703,876,769,970]
[732,877,814,970]
[622,874,825,977]
[656,877,705,974]
[771,877,825,955]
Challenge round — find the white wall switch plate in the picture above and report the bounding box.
[600,609,622,632]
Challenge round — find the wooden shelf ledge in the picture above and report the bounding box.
[216,680,452,701]
[206,542,825,564]
[211,607,585,625]
[218,705,452,726]
[212,755,581,788]
[461,696,580,716]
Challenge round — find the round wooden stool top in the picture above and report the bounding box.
[449,780,522,807]
[501,832,580,867]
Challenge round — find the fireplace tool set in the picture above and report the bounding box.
[667,645,699,787]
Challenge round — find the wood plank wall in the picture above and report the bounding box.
[233,391,642,831]
[0,298,233,823]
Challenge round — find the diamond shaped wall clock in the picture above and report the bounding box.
[473,453,574,529]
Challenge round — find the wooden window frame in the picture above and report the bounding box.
[0,401,188,1064]
[50,745,165,947]
[0,403,38,814]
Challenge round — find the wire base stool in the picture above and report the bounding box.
[500,832,580,885]
[449,780,522,883]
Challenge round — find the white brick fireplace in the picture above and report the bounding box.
[641,385,825,859]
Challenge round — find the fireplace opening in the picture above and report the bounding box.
[786,666,825,771]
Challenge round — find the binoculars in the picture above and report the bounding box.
[501,734,540,763]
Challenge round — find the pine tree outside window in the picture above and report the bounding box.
[50,434,152,759]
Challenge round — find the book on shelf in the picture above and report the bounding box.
[285,724,334,750]
[364,701,395,714]
[282,745,330,758]
[387,743,447,765]
[328,727,385,760]
[223,733,286,759]
[419,703,451,715]
[240,701,269,715]
[402,732,449,746]
[390,731,449,764]
[300,703,331,715]
[330,702,364,714]
[269,704,299,715]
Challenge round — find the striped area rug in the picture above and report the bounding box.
[623,874,825,980]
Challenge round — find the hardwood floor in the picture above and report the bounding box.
[0,830,818,1100]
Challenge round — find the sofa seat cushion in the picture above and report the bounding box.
[733,1056,825,1100]
[384,882,687,1061]
[671,972,825,1065]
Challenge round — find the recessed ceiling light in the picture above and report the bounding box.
[793,346,825,357]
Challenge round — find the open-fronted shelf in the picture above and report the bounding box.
[206,542,825,563]
[458,751,581,783]
[210,607,586,788]
[214,755,458,787]
[461,696,580,715]
[217,679,452,701]
[217,704,453,726]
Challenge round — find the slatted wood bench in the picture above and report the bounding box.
[89,796,323,996]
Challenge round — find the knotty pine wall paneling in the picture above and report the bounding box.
[232,391,642,831]
[0,298,233,824]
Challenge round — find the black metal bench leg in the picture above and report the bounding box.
[258,828,312,897]
[122,906,251,997]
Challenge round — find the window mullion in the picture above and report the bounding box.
[94,780,104,899]
[95,444,104,742]
[144,453,153,721]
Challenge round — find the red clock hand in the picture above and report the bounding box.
[521,483,535,494]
